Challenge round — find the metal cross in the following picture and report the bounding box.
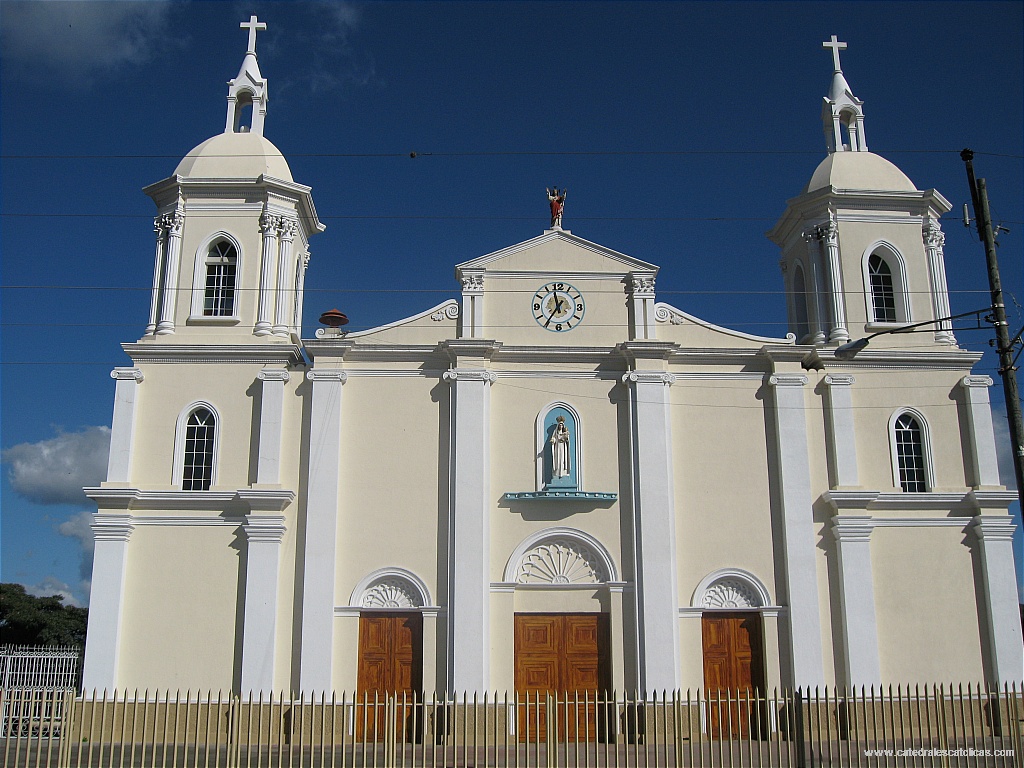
[241,15,267,55]
[823,35,847,72]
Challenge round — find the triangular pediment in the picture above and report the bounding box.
[456,229,659,277]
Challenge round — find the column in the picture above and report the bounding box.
[460,274,484,338]
[255,213,280,337]
[961,376,1001,488]
[255,369,290,485]
[298,368,346,693]
[240,514,287,695]
[156,212,184,335]
[802,230,828,344]
[972,517,1024,684]
[106,368,144,483]
[443,367,495,691]
[629,275,657,341]
[831,516,881,686]
[767,373,826,687]
[623,370,681,692]
[81,514,134,692]
[923,216,956,345]
[145,219,167,336]
[273,219,297,337]
[822,374,859,488]
[820,215,849,343]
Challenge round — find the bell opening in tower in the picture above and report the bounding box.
[233,91,254,133]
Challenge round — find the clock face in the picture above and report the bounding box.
[532,282,585,332]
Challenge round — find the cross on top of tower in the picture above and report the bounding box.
[823,35,847,72]
[241,15,266,55]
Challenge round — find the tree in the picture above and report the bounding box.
[0,583,88,646]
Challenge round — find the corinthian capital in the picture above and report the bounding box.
[260,213,282,235]
[922,216,945,249]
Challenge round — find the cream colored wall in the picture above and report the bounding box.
[836,217,938,346]
[118,524,242,691]
[871,526,986,683]
[845,369,968,492]
[483,275,630,346]
[127,363,263,489]
[489,375,624,583]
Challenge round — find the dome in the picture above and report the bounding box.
[174,131,293,182]
[806,151,916,193]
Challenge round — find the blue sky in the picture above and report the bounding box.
[1,1,1022,608]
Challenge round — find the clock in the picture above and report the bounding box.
[532,281,585,332]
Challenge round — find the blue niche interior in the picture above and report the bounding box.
[543,406,578,490]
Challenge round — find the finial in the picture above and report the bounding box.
[823,35,847,72]
[241,15,266,56]
[546,187,567,229]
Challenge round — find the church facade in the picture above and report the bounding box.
[82,21,1023,696]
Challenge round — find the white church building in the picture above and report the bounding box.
[82,20,1023,697]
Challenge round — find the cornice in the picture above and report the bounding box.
[618,341,680,363]
[802,348,983,371]
[821,489,1015,514]
[455,229,659,274]
[440,339,503,363]
[123,343,304,366]
[85,487,295,512]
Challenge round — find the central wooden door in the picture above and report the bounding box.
[702,612,766,738]
[514,613,610,742]
[356,612,422,741]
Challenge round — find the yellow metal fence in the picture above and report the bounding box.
[2,684,1021,767]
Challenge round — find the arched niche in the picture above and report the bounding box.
[504,527,618,585]
[349,567,431,609]
[691,568,772,610]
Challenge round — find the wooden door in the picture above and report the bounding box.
[356,612,422,741]
[514,613,610,742]
[702,612,765,738]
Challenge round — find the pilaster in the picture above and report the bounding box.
[960,376,1001,488]
[443,366,496,691]
[822,374,859,488]
[802,229,828,344]
[255,369,290,485]
[459,273,485,339]
[628,274,657,341]
[81,515,134,692]
[298,368,346,693]
[240,514,287,695]
[106,368,144,483]
[622,369,681,692]
[972,517,1024,684]
[767,372,826,687]
[831,516,881,686]
[145,219,168,336]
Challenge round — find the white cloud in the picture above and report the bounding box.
[1,0,173,85]
[24,576,86,608]
[2,426,110,505]
[991,409,1017,490]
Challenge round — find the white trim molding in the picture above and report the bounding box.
[349,567,432,609]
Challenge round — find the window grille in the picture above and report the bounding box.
[203,241,237,316]
[894,412,927,492]
[868,254,897,322]
[183,408,215,490]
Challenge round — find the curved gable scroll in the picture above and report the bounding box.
[504,527,618,585]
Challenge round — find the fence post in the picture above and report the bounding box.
[545,692,556,768]
[793,687,807,768]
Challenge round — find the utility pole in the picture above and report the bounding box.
[961,148,1024,511]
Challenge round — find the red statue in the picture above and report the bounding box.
[547,187,567,228]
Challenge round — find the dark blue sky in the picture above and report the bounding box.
[2,1,1021,606]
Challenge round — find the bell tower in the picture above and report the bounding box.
[768,36,955,350]
[140,15,324,344]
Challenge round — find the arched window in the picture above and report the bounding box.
[868,254,896,323]
[183,408,216,490]
[203,241,237,317]
[892,411,928,492]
